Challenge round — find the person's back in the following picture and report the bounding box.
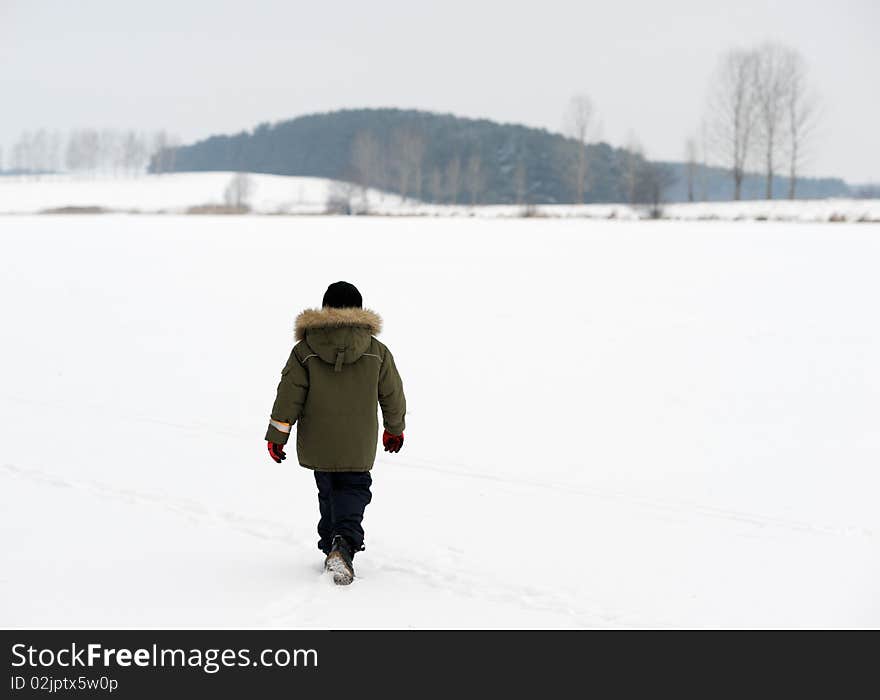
[265,281,406,584]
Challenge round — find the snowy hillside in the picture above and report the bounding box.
[1,172,878,221]
[1,214,878,628]
[0,172,401,215]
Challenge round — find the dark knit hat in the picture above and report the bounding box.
[322,281,363,309]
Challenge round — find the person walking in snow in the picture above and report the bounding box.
[265,281,406,585]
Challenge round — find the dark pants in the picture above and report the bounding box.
[314,471,373,555]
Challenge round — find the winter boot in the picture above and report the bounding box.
[324,535,355,585]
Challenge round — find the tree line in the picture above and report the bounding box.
[157,108,656,205]
[0,129,180,177]
[348,129,490,205]
[336,96,675,212]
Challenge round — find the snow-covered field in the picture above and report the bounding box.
[375,197,880,223]
[1,214,878,629]
[1,172,878,222]
[0,173,401,215]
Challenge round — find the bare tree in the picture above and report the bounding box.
[464,153,485,205]
[564,94,595,203]
[80,130,100,175]
[70,130,100,174]
[391,131,410,200]
[784,49,817,200]
[754,43,793,199]
[48,131,62,173]
[121,130,147,176]
[445,155,461,204]
[31,130,49,177]
[707,48,759,200]
[411,141,424,201]
[224,172,254,210]
[623,133,644,204]
[391,127,425,201]
[685,137,698,202]
[19,132,31,172]
[0,145,4,172]
[513,160,527,205]
[65,131,82,172]
[165,134,181,173]
[97,130,113,176]
[11,141,20,171]
[136,132,150,175]
[152,131,177,174]
[429,167,443,204]
[326,179,355,215]
[640,161,678,217]
[350,131,381,206]
[698,119,709,201]
[12,131,33,173]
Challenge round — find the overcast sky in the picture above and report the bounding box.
[2,0,878,182]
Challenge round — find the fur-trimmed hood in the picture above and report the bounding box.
[294,307,382,341]
[294,307,383,367]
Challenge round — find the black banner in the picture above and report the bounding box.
[1,630,873,697]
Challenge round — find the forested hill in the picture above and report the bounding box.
[152,108,850,204]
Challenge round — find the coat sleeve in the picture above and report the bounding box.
[264,348,309,444]
[378,346,406,435]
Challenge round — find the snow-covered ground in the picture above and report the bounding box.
[1,172,878,221]
[374,198,880,222]
[0,172,400,215]
[1,214,878,629]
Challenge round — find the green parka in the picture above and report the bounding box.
[264,307,406,472]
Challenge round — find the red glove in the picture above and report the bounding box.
[267,441,287,463]
[382,429,404,453]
